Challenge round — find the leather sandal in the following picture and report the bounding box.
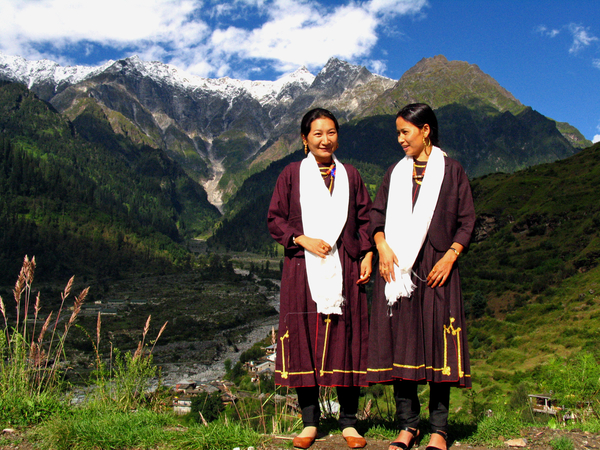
[389,427,420,450]
[293,435,316,449]
[425,430,448,450]
[293,427,318,449]
[342,427,367,449]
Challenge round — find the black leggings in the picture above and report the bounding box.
[296,386,360,430]
[393,380,450,434]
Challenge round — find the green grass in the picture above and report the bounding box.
[550,436,575,450]
[467,412,524,446]
[32,409,263,450]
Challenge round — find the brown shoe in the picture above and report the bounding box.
[344,435,367,448]
[293,435,316,449]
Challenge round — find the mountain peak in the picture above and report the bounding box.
[312,58,370,94]
[0,51,109,90]
[396,55,523,113]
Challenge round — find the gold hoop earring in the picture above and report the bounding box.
[304,142,308,155]
[423,136,431,155]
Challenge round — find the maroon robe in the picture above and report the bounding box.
[267,160,372,387]
[367,156,475,387]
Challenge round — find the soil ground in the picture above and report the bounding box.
[265,427,600,450]
[2,426,599,449]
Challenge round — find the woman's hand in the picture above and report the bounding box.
[427,243,464,288]
[294,235,331,259]
[357,251,373,285]
[374,232,398,283]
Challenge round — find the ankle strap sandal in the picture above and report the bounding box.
[425,430,448,450]
[389,427,420,449]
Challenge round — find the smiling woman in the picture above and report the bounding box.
[367,103,475,450]
[267,108,374,449]
[302,116,339,163]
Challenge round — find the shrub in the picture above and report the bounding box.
[535,352,600,413]
[190,391,224,423]
[469,411,523,445]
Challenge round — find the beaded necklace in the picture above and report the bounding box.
[318,161,336,193]
[413,160,427,185]
[412,159,427,205]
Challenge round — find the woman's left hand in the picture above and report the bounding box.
[427,243,463,288]
[357,251,373,285]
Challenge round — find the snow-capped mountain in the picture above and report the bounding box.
[0,52,112,89]
[0,51,317,107]
[0,52,394,207]
[0,51,588,215]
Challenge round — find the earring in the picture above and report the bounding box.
[423,136,431,154]
[304,142,308,155]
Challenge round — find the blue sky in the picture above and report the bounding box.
[2,0,599,142]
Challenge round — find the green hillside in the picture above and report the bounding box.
[463,141,600,308]
[0,81,219,282]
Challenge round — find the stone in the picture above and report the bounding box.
[505,438,528,447]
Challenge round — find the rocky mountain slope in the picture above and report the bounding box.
[0,53,395,208]
[0,52,590,215]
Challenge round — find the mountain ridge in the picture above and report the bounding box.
[0,51,591,213]
[0,52,317,106]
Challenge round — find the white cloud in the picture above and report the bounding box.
[219,1,380,72]
[2,0,199,44]
[535,25,560,38]
[366,0,427,17]
[593,59,600,69]
[568,23,598,54]
[0,0,427,78]
[593,135,600,144]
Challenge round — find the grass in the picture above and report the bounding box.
[550,436,575,450]
[0,256,87,426]
[32,409,264,450]
[2,255,600,449]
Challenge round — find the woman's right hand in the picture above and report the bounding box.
[294,235,331,259]
[376,239,398,283]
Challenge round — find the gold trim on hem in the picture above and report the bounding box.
[279,330,290,379]
[366,316,468,379]
[319,316,332,377]
[276,369,367,376]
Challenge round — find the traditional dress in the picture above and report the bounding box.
[367,154,475,388]
[268,158,372,388]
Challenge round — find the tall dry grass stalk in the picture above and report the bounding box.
[0,255,90,397]
[89,314,169,412]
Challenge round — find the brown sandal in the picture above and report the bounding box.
[389,427,420,450]
[425,430,448,450]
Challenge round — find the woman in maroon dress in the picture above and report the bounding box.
[366,104,475,450]
[268,108,373,449]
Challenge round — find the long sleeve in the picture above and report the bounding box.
[267,163,304,253]
[451,163,476,250]
[368,163,397,239]
[348,165,374,255]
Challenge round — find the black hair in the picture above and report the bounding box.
[300,108,339,138]
[396,103,440,147]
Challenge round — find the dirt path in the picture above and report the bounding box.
[263,427,600,450]
[2,425,598,449]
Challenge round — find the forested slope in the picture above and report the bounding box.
[0,81,219,282]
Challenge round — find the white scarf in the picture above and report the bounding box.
[299,152,350,315]
[384,146,445,306]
